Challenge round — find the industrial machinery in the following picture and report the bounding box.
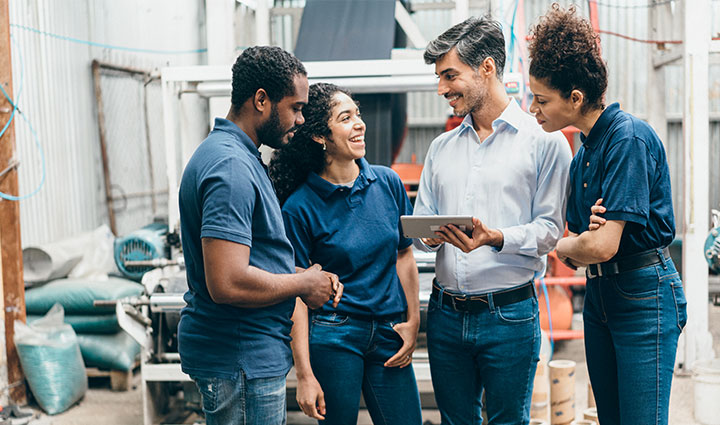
[113,222,169,281]
[704,209,720,273]
[704,209,720,305]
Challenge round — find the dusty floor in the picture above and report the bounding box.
[17,302,720,425]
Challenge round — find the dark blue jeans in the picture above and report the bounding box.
[584,253,687,425]
[308,312,422,425]
[191,371,286,425]
[426,289,540,425]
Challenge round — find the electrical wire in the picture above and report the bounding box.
[0,36,46,201]
[10,23,207,55]
[597,29,683,44]
[592,0,680,9]
[539,277,555,361]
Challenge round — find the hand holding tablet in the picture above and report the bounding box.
[400,215,474,239]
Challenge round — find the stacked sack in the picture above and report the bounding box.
[25,277,144,374]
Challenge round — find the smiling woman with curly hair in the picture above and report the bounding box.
[269,83,422,425]
[527,5,686,425]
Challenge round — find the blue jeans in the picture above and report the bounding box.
[426,289,540,425]
[584,253,687,425]
[191,372,286,425]
[309,312,422,425]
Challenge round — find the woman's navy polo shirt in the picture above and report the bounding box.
[282,158,413,318]
[566,103,675,259]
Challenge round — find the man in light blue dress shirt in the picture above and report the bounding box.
[414,17,572,424]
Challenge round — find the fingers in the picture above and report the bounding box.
[309,263,322,271]
[422,237,444,247]
[437,226,471,253]
[317,391,326,418]
[331,281,343,308]
[298,398,325,420]
[385,346,414,368]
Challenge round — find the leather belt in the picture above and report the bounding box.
[586,247,670,279]
[431,280,534,313]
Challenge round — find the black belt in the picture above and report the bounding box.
[431,280,534,313]
[586,247,670,279]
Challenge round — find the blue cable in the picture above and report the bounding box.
[10,23,207,55]
[539,277,555,361]
[0,35,46,201]
[507,0,520,72]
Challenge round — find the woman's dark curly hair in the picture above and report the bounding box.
[528,4,607,112]
[269,83,354,205]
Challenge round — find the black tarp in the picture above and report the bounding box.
[294,0,409,166]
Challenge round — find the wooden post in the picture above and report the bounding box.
[0,0,27,404]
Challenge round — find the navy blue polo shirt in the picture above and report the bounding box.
[177,118,296,380]
[566,103,675,259]
[282,158,413,318]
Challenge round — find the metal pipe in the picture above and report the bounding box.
[149,293,186,313]
[92,60,117,235]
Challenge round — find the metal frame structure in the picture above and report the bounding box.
[161,58,437,234]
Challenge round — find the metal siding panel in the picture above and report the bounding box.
[8,0,204,246]
[711,122,720,212]
[667,122,683,234]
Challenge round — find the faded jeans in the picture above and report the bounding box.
[426,290,540,425]
[192,371,286,425]
[584,252,687,425]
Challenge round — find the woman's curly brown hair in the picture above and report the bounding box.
[269,83,354,205]
[528,4,607,112]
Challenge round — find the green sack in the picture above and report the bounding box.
[77,332,141,371]
[14,304,87,415]
[28,314,120,334]
[25,277,143,315]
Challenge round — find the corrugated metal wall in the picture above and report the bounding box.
[6,0,720,245]
[8,0,205,246]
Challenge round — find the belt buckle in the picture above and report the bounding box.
[451,294,467,311]
[587,264,599,279]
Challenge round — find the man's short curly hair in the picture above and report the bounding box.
[269,83,354,205]
[231,46,307,110]
[424,16,506,79]
[528,4,607,112]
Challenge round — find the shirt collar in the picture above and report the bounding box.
[306,158,377,199]
[212,117,262,159]
[458,97,523,134]
[580,102,622,149]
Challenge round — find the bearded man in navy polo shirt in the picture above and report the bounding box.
[178,46,342,425]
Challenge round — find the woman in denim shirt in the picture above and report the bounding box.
[269,83,422,425]
[527,5,687,425]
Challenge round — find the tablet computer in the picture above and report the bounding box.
[400,215,474,239]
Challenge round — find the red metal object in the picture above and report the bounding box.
[560,126,580,153]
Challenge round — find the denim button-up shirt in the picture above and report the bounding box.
[413,99,572,294]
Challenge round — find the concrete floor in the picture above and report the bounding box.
[17,302,720,425]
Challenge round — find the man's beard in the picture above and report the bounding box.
[454,76,489,117]
[258,105,295,149]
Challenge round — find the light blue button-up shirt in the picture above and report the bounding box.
[413,99,572,293]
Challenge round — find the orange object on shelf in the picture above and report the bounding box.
[391,162,423,199]
[561,126,580,152]
[537,285,573,331]
[547,251,576,278]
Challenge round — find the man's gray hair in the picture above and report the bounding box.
[424,16,506,79]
